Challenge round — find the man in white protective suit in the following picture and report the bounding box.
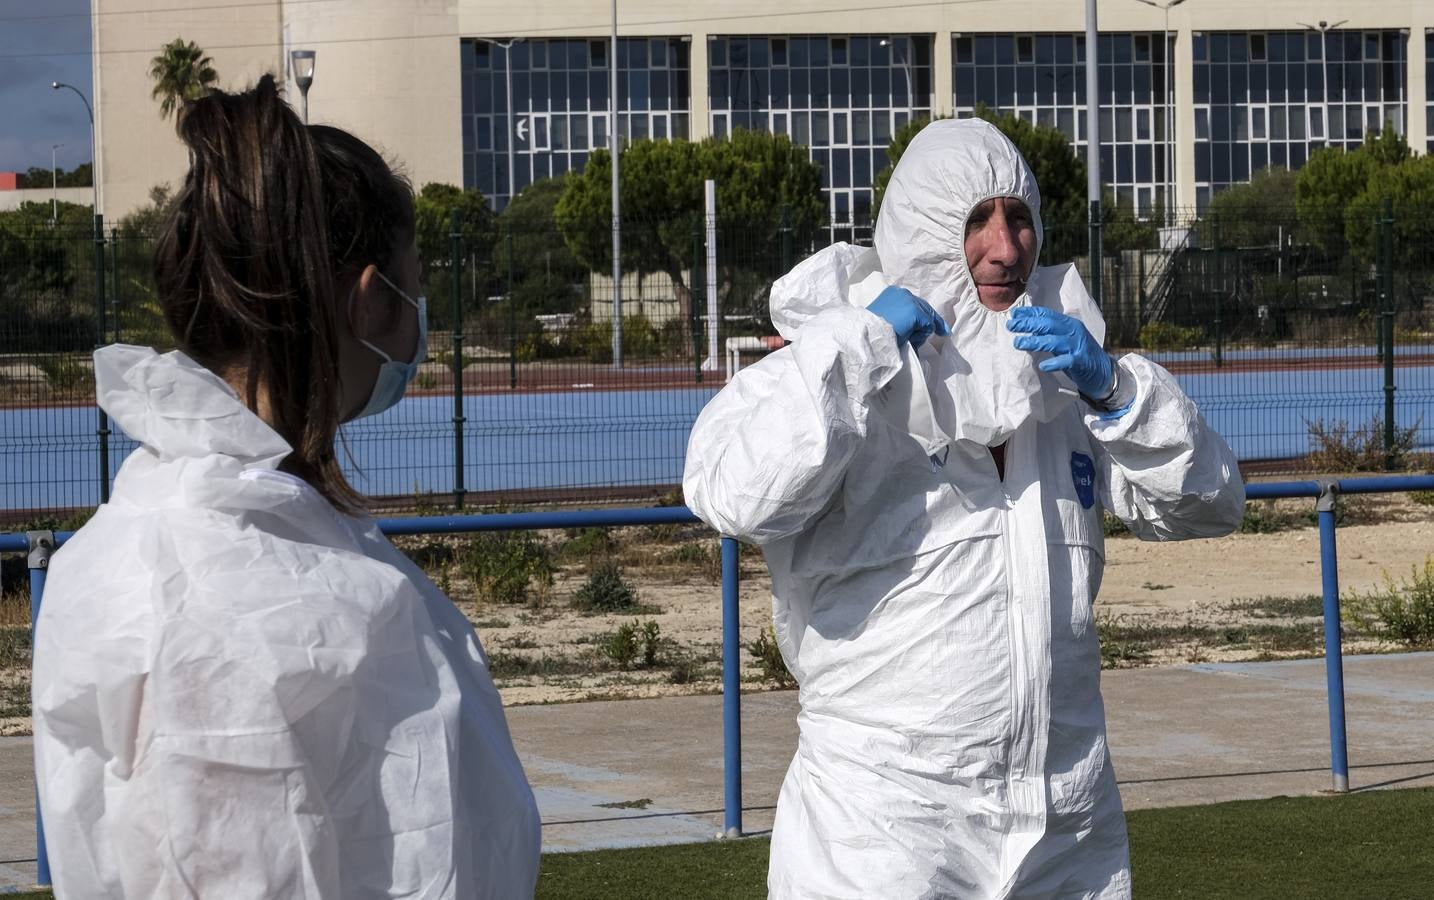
[683,118,1246,899]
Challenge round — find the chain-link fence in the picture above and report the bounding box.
[3,204,1432,517]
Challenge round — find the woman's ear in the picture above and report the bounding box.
[347,263,382,342]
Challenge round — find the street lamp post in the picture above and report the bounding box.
[290,49,316,124]
[50,83,97,216]
[50,143,63,226]
[472,38,523,208]
[51,80,109,506]
[610,0,623,369]
[1298,20,1347,148]
[879,37,914,112]
[1132,0,1186,224]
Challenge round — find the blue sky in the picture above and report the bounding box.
[0,0,95,174]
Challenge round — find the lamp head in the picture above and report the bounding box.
[290,50,316,91]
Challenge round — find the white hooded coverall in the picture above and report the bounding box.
[683,120,1245,899]
[32,345,541,898]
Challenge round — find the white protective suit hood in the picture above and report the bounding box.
[771,118,1104,450]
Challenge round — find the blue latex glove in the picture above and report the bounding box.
[866,286,950,349]
[1006,306,1115,400]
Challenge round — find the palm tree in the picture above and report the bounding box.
[148,38,218,121]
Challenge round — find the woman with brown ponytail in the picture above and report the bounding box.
[31,75,540,898]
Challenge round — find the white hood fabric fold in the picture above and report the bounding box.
[32,344,541,899]
[771,118,1104,450]
[684,118,1245,899]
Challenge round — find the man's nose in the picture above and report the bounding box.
[985,214,1021,267]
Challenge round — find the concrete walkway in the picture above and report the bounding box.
[3,653,1431,891]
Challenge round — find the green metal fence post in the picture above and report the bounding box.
[1380,198,1396,469]
[1088,200,1103,308]
[109,227,120,345]
[449,209,466,510]
[93,213,110,504]
[507,227,518,390]
[1212,216,1223,369]
[779,204,792,277]
[692,226,704,384]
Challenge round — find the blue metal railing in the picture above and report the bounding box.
[9,473,1434,886]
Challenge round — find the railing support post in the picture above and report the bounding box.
[720,536,743,838]
[27,531,55,887]
[449,209,466,510]
[1316,481,1349,793]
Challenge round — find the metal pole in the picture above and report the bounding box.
[721,536,743,838]
[110,227,120,344]
[51,144,61,225]
[505,44,516,207]
[610,1,624,369]
[27,530,55,887]
[94,213,110,503]
[1380,198,1396,468]
[507,227,518,390]
[450,209,466,510]
[704,179,719,371]
[1212,215,1223,368]
[1085,0,1103,308]
[1316,483,1350,792]
[1164,11,1172,224]
[692,226,703,384]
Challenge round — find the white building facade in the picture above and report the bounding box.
[92,1,1433,221]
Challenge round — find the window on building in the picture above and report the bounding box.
[650,39,667,68]
[710,38,728,68]
[1309,106,1325,139]
[832,37,848,66]
[1249,34,1266,62]
[1018,36,1034,64]
[589,40,607,68]
[531,41,548,69]
[772,38,788,67]
[1250,105,1267,140]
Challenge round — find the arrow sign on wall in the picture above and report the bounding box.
[516,116,529,142]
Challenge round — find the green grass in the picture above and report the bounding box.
[1126,788,1434,899]
[536,788,1434,899]
[12,790,1431,899]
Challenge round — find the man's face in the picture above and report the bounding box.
[964,197,1039,312]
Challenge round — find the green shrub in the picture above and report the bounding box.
[601,619,660,669]
[573,561,639,612]
[671,542,721,582]
[1102,512,1130,537]
[1345,557,1434,647]
[563,527,615,564]
[1138,322,1204,352]
[459,531,554,606]
[1306,416,1420,473]
[1238,501,1308,534]
[746,626,796,688]
[34,354,95,397]
[601,623,640,668]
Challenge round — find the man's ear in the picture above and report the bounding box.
[347,264,382,341]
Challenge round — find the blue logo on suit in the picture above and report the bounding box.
[1071,452,1096,509]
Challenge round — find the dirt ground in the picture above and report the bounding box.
[463,491,1434,706]
[3,491,1431,734]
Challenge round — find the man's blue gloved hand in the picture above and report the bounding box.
[867,286,950,350]
[1006,306,1115,401]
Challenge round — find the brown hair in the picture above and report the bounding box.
[154,73,413,512]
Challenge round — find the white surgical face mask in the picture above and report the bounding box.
[352,269,427,420]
